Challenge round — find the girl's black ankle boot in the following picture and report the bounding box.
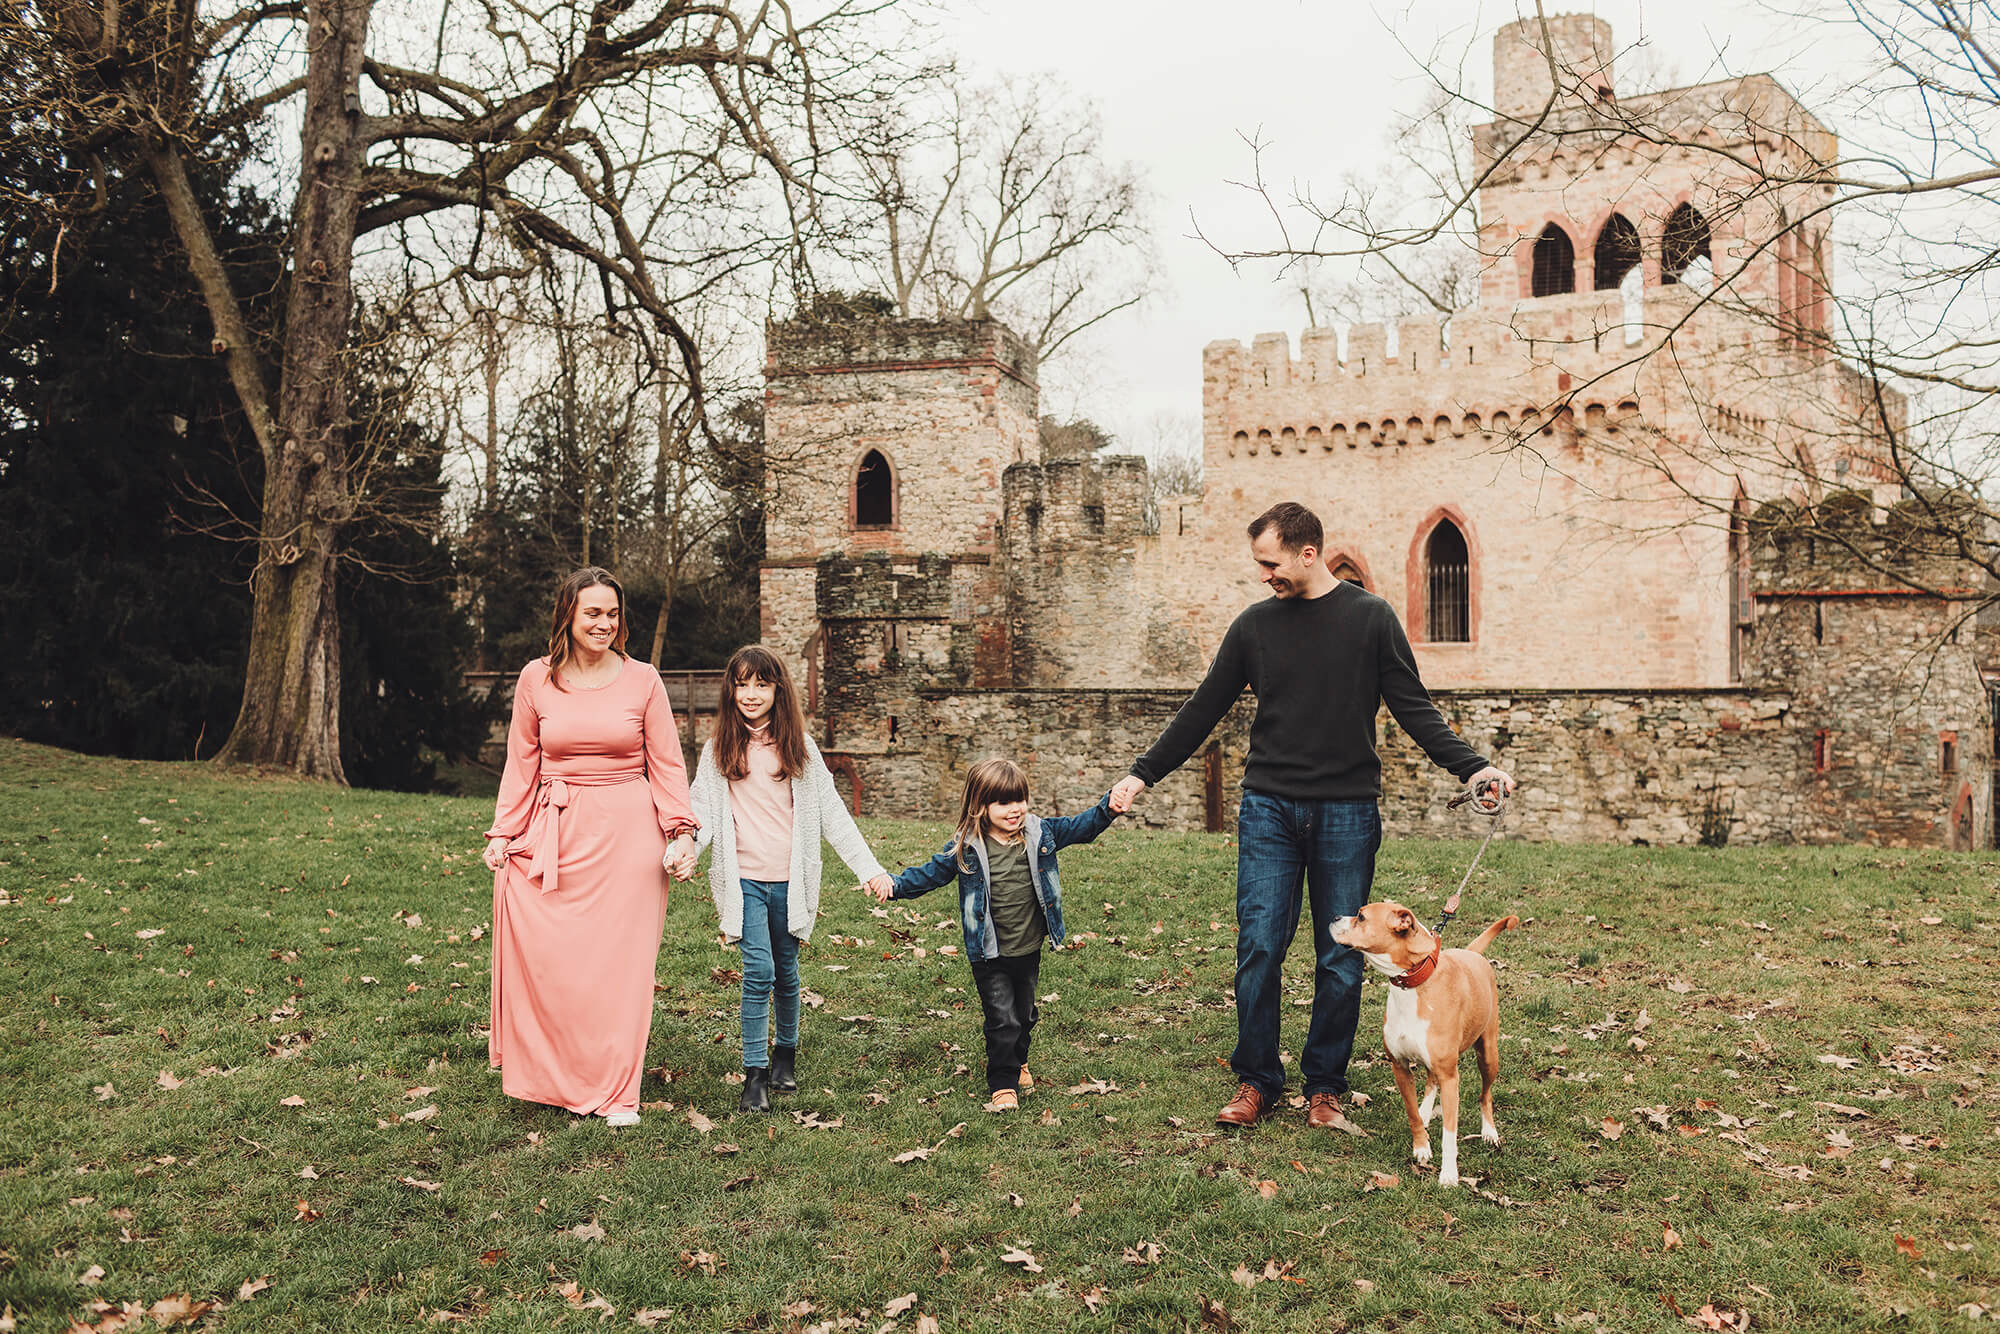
[769,1044,798,1094]
[739,1066,771,1113]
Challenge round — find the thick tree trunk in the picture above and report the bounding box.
[212,0,372,781]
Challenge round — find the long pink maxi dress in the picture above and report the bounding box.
[485,656,695,1116]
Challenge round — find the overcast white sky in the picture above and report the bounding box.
[927,0,1845,453]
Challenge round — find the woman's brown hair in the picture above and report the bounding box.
[951,758,1031,871]
[714,645,808,782]
[545,567,629,691]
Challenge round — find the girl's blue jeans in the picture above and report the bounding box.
[737,878,800,1069]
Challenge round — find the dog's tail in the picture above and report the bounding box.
[1464,915,1520,955]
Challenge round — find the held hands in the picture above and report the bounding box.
[1109,775,1147,814]
[482,837,508,872]
[1466,765,1516,798]
[862,874,894,903]
[662,834,698,881]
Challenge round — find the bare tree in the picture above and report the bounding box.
[17,0,896,779]
[847,70,1155,363]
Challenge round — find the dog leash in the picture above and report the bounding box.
[1434,778,1507,937]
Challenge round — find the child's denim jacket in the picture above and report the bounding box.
[889,793,1116,962]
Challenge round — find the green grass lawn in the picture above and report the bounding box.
[1,736,1995,1332]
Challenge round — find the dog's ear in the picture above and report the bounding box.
[1390,908,1416,935]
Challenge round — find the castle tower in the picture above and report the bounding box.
[761,317,1038,708]
[1475,13,1837,325]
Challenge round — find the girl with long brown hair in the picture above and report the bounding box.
[869,759,1123,1111]
[677,645,892,1111]
[481,567,698,1127]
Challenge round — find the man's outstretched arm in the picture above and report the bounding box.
[1114,622,1249,811]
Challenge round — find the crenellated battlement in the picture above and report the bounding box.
[1201,297,1678,458]
[1750,493,1987,596]
[814,551,954,621]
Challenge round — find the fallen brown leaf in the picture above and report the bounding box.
[399,1177,443,1192]
[1663,1223,1683,1252]
[155,1070,184,1091]
[93,1083,117,1102]
[885,1293,918,1317]
[688,1109,715,1135]
[568,1220,607,1243]
[402,1104,438,1123]
[1894,1234,1921,1260]
[631,1309,673,1328]
[1000,1246,1044,1273]
[1255,1179,1279,1199]
[78,1264,106,1286]
[1600,1116,1625,1141]
[236,1278,271,1301]
[1123,1241,1162,1265]
[1364,1171,1400,1192]
[279,1095,306,1108]
[145,1295,216,1327]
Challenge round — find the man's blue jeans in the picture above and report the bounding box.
[1231,791,1381,1100]
[737,878,799,1069]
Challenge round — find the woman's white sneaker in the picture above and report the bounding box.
[605,1111,640,1128]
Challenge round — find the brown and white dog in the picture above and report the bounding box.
[1331,903,1519,1187]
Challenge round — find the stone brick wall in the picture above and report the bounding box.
[843,690,1255,836]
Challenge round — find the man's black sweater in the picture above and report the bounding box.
[1130,581,1487,800]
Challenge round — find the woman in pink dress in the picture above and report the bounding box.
[481,567,697,1126]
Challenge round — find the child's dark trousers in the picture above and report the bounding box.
[969,952,1041,1093]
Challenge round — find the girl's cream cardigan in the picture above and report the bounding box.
[689,735,885,943]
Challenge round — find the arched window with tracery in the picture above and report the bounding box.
[1661,204,1713,287]
[1424,520,1471,642]
[1531,224,1576,296]
[1593,213,1641,290]
[853,449,895,529]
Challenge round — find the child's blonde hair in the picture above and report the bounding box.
[951,758,1030,871]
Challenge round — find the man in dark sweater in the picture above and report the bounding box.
[1109,501,1512,1129]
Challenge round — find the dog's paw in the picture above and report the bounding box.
[1481,1125,1501,1146]
[1438,1167,1460,1188]
[1410,1142,1432,1165]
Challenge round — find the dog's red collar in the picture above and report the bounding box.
[1391,947,1440,989]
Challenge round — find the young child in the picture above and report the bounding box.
[677,646,893,1112]
[871,759,1119,1112]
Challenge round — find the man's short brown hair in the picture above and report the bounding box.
[1247,501,1324,554]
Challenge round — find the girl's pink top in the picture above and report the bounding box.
[729,730,796,881]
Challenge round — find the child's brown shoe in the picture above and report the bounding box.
[1018,1067,1035,1094]
[983,1089,1020,1112]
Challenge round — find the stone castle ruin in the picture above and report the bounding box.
[757,16,1995,847]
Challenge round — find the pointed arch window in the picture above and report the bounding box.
[1531,224,1576,296]
[1661,204,1713,286]
[1424,520,1471,642]
[1593,213,1642,290]
[853,449,895,528]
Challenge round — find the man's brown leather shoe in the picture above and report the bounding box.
[1215,1082,1268,1127]
[1306,1091,1346,1129]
